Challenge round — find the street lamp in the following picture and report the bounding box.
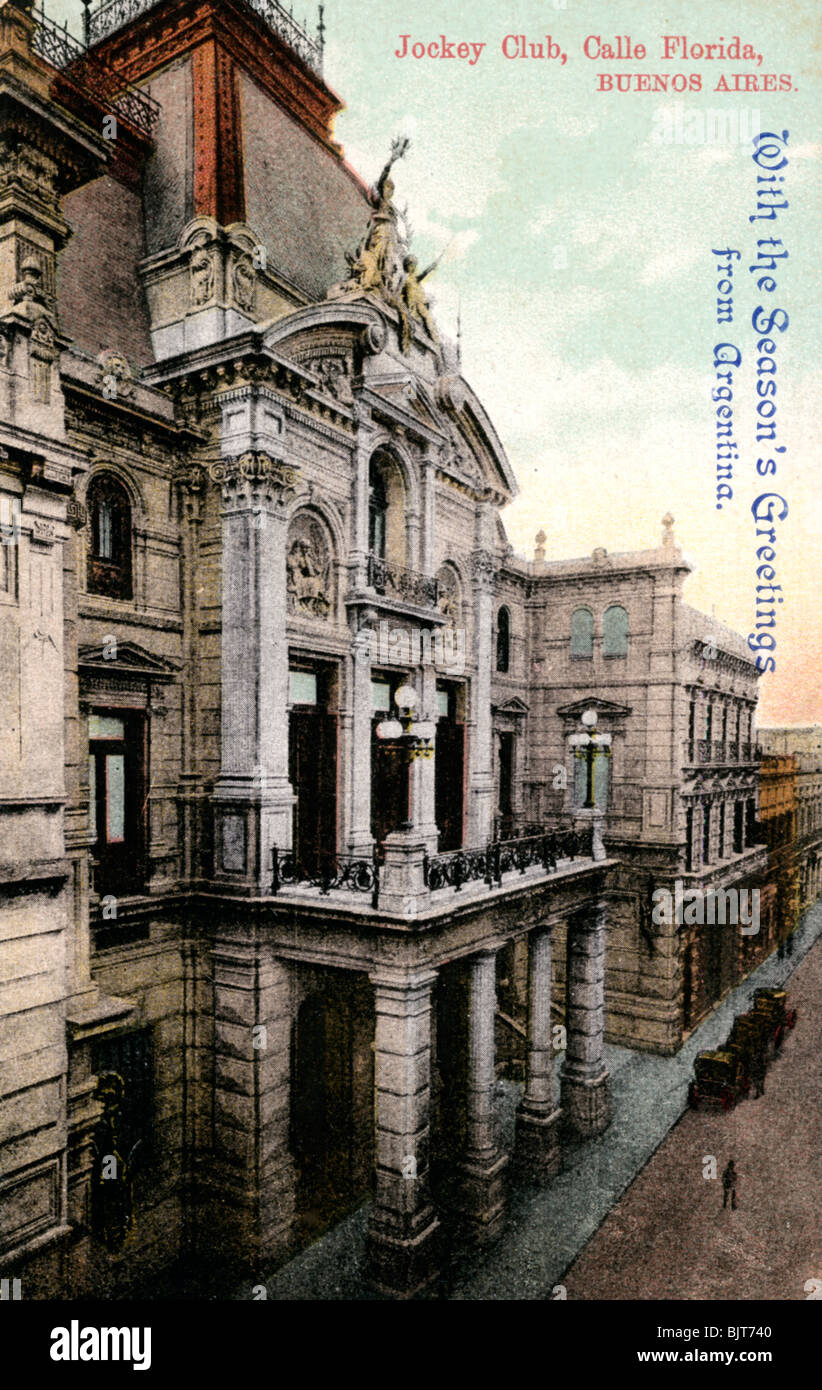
[376,684,435,758]
[375,682,435,834]
[570,707,612,808]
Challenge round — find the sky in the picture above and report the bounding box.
[53,0,822,722]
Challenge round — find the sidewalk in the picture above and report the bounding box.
[240,902,822,1301]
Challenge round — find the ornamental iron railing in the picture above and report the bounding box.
[424,825,593,894]
[86,0,324,73]
[367,553,439,608]
[271,847,379,907]
[31,4,161,139]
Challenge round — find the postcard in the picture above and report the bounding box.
[0,0,820,1359]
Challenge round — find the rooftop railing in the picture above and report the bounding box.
[85,0,324,73]
[31,4,161,139]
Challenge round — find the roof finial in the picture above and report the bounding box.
[456,297,462,368]
[662,511,675,548]
[317,3,325,64]
[535,529,546,562]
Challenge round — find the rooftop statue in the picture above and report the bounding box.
[329,137,441,355]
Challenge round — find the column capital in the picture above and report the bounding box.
[209,452,300,510]
[369,966,438,995]
[471,546,497,593]
[567,899,607,934]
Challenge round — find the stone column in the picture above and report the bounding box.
[419,455,435,576]
[513,925,562,1178]
[347,623,375,854]
[453,947,508,1241]
[367,968,441,1298]
[409,661,438,852]
[208,938,296,1270]
[212,454,297,891]
[466,537,496,846]
[350,412,374,592]
[561,903,611,1138]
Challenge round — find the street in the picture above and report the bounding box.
[562,927,822,1300]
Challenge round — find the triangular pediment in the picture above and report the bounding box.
[556,696,632,721]
[493,696,530,717]
[79,642,179,680]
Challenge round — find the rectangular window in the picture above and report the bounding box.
[89,709,145,899]
[89,714,125,739]
[98,499,113,560]
[371,679,391,712]
[718,802,725,858]
[733,801,744,854]
[289,669,317,705]
[106,753,126,842]
[685,806,695,872]
[702,803,711,866]
[88,754,97,840]
[573,746,610,809]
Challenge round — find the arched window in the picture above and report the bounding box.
[496,606,511,673]
[87,473,132,599]
[602,604,629,657]
[368,459,388,560]
[570,607,594,658]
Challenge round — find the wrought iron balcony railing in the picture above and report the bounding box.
[85,0,324,74]
[31,4,161,139]
[424,825,593,894]
[270,824,594,907]
[367,553,439,609]
[271,847,379,907]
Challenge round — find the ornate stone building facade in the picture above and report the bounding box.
[490,528,769,1055]
[759,728,822,914]
[0,0,809,1301]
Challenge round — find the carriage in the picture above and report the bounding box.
[752,987,798,1050]
[725,1010,774,1075]
[687,1049,750,1112]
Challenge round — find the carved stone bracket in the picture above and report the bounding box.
[471,547,497,592]
[208,451,299,509]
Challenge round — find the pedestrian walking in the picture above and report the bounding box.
[722,1159,739,1210]
[749,1052,766,1098]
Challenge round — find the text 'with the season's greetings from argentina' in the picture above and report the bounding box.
[711,131,790,676]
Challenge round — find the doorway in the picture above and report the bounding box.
[435,681,465,852]
[371,673,411,847]
[288,664,338,879]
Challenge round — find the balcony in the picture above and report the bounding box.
[85,0,324,74]
[683,740,762,767]
[270,824,596,913]
[366,554,439,610]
